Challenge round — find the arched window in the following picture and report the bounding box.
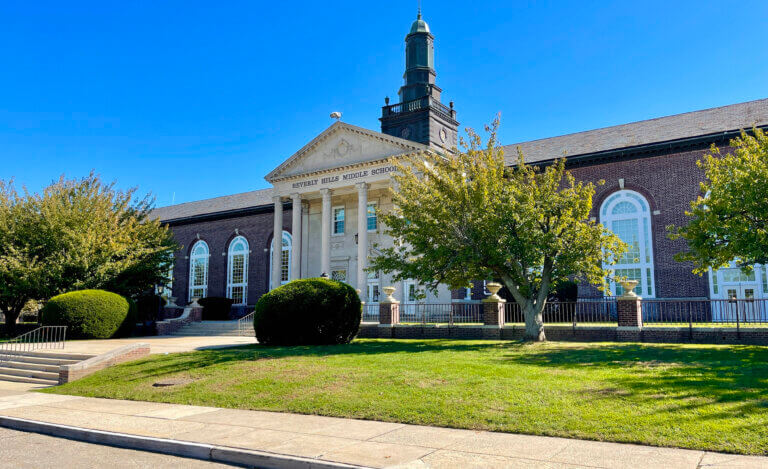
[600,190,655,297]
[188,240,209,301]
[269,231,292,287]
[227,236,249,305]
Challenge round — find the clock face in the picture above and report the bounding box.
[400,126,411,139]
[439,128,447,142]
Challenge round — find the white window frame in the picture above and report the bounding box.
[483,280,490,296]
[367,271,380,304]
[226,236,249,305]
[162,253,174,299]
[269,231,292,286]
[331,269,347,283]
[708,262,765,300]
[188,240,209,301]
[332,205,345,235]
[366,201,378,232]
[464,285,472,300]
[600,190,656,298]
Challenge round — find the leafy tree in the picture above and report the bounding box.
[670,128,768,274]
[0,173,178,333]
[369,118,625,341]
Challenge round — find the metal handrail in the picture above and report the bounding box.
[0,326,67,364]
[237,312,255,336]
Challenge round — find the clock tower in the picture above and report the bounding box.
[380,12,459,151]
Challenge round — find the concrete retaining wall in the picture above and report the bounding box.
[59,343,151,384]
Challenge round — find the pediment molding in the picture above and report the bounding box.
[265,122,427,182]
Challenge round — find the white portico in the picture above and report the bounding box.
[265,121,450,303]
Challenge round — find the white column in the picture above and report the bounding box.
[290,193,302,280]
[271,195,283,290]
[356,183,368,300]
[320,188,331,276]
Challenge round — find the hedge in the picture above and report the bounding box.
[40,289,137,339]
[253,278,361,345]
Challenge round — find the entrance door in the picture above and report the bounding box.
[725,286,761,322]
[402,280,418,319]
[710,265,765,322]
[367,281,380,304]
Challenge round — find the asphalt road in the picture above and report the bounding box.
[0,427,239,468]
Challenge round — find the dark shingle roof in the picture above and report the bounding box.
[151,98,768,222]
[503,98,768,163]
[150,188,273,222]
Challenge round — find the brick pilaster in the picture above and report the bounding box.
[617,297,642,328]
[482,282,505,327]
[379,302,400,325]
[617,296,643,342]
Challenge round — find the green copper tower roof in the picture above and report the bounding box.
[409,12,430,34]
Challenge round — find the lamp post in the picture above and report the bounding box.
[155,284,165,325]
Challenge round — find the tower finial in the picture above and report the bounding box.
[417,0,421,19]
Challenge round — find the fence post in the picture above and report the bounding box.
[482,282,505,327]
[572,302,578,332]
[616,280,642,342]
[688,305,693,340]
[378,286,400,338]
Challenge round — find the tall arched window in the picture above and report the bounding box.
[269,231,292,287]
[227,236,249,305]
[188,240,209,301]
[600,190,655,297]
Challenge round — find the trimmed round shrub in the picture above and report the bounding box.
[40,289,137,339]
[198,297,234,320]
[254,278,361,345]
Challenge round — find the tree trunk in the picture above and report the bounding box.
[523,302,546,342]
[3,309,21,337]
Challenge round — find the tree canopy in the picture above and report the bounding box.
[369,118,625,341]
[0,173,178,332]
[670,129,768,274]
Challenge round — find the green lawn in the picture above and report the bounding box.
[45,339,768,455]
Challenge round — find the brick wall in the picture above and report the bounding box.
[167,209,292,306]
[357,323,768,345]
[570,146,723,299]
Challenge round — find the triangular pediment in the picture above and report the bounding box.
[266,122,428,182]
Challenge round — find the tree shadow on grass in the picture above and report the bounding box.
[496,342,768,424]
[71,339,768,418]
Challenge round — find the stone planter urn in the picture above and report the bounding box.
[382,286,399,304]
[189,297,202,308]
[619,279,639,299]
[166,296,178,307]
[483,282,504,302]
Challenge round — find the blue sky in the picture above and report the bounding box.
[2,1,766,207]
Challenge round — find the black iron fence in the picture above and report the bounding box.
[362,298,768,328]
[642,298,768,326]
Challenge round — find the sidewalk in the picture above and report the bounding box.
[59,335,257,355]
[0,385,765,468]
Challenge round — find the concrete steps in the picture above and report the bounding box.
[170,321,251,337]
[0,350,95,385]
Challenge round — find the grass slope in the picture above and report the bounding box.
[45,339,768,455]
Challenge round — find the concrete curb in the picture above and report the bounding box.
[0,415,369,469]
